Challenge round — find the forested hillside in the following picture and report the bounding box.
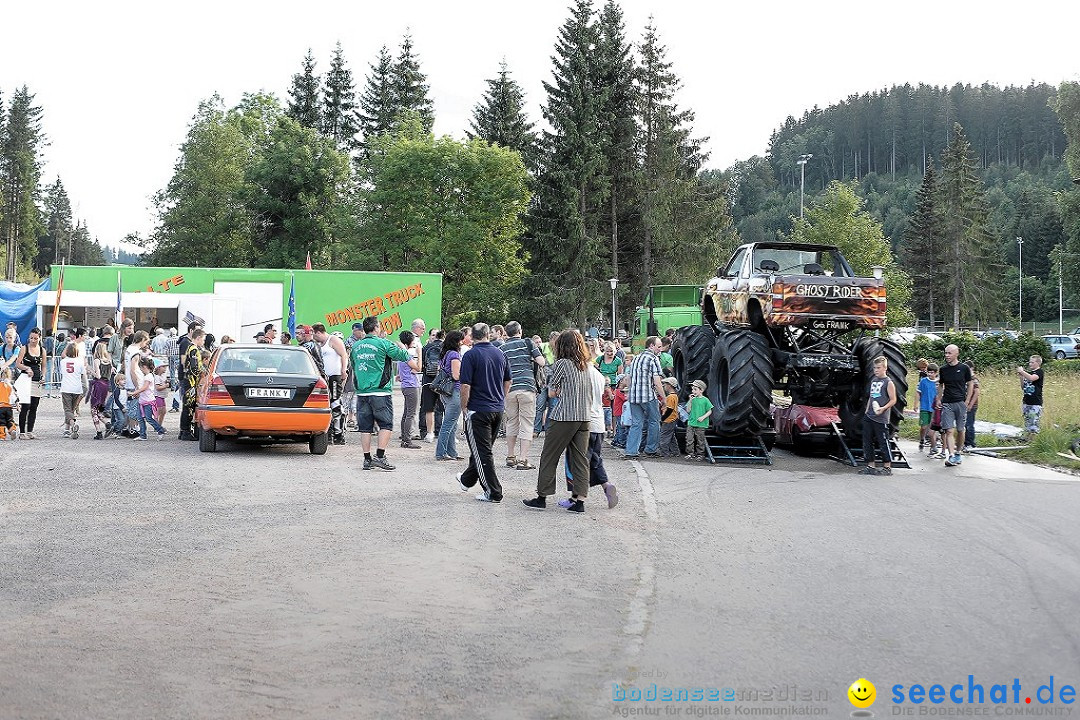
[724,82,1078,327]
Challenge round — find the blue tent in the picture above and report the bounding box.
[0,278,50,342]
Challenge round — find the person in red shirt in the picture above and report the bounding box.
[611,375,629,449]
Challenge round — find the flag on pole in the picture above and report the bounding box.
[287,274,297,338]
[116,270,124,327]
[50,262,65,335]
[305,251,312,271]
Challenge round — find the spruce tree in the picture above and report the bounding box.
[37,177,73,274]
[525,0,609,327]
[468,60,536,169]
[286,49,322,130]
[392,33,434,133]
[321,42,359,150]
[596,0,639,286]
[938,123,999,327]
[358,46,397,150]
[635,18,710,289]
[900,158,945,327]
[1,86,45,281]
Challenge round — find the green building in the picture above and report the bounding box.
[39,266,443,340]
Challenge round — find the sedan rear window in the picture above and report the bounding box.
[216,348,317,375]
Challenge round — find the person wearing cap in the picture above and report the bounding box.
[685,379,712,460]
[295,325,325,377]
[658,377,681,457]
[254,331,266,343]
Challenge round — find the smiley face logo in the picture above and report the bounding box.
[848,678,876,708]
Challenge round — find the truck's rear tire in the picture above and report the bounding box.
[708,330,773,437]
[672,325,715,401]
[839,337,908,443]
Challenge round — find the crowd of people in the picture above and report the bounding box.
[0,317,1053,502]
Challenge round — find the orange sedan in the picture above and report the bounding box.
[196,344,331,454]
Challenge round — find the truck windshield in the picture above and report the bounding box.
[751,248,852,277]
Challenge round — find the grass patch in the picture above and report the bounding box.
[901,368,1080,471]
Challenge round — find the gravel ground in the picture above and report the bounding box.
[3,395,1079,719]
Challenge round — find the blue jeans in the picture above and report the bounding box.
[110,388,127,432]
[139,403,165,438]
[613,419,629,447]
[964,406,977,447]
[534,391,559,432]
[436,387,462,459]
[626,400,660,456]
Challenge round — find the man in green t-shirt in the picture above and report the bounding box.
[351,315,410,470]
[659,336,674,375]
[685,379,713,459]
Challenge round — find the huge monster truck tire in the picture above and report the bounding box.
[672,325,715,401]
[839,337,908,444]
[707,330,773,437]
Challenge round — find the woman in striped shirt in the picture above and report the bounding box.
[523,329,593,513]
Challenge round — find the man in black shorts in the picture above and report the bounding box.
[936,344,974,468]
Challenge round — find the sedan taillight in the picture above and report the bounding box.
[311,378,329,396]
[207,374,231,402]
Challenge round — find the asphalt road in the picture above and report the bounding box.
[2,396,1078,719]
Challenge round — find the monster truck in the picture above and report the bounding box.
[671,242,907,442]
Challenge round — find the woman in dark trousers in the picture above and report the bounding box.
[524,330,594,513]
[15,327,46,439]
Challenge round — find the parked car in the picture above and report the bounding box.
[195,343,331,454]
[1041,334,1080,360]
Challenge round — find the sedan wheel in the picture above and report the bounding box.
[309,432,329,455]
[199,428,217,452]
[1056,350,1066,360]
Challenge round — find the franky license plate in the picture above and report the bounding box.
[808,319,852,332]
[246,387,292,399]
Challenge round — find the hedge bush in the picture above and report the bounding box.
[899,332,1053,371]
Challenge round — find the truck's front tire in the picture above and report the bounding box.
[708,330,773,437]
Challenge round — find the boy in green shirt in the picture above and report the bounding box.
[685,379,713,460]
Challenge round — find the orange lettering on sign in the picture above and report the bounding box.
[325,283,425,331]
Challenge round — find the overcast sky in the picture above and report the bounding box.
[1,0,1076,252]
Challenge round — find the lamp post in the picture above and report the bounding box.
[608,277,619,343]
[1017,236,1024,329]
[797,154,813,219]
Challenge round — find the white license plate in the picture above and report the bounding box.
[246,387,291,399]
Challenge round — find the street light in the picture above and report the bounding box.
[608,277,619,343]
[1017,236,1024,328]
[797,154,813,219]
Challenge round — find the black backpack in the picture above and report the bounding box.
[422,340,443,377]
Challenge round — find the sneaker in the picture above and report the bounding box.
[400,441,421,449]
[918,441,925,451]
[370,456,395,471]
[505,456,517,468]
[604,484,619,509]
[879,466,893,475]
[137,436,147,441]
[858,466,880,475]
[685,454,694,460]
[9,430,16,441]
[476,492,501,503]
[157,433,165,441]
[363,457,373,471]
[557,498,574,509]
[522,496,547,510]
[71,423,79,439]
[423,433,434,442]
[644,452,661,458]
[103,426,114,439]
[63,429,70,438]
[332,437,346,446]
[25,432,35,440]
[953,454,963,464]
[94,431,103,440]
[931,451,946,460]
[566,500,585,513]
[945,456,958,467]
[455,473,469,492]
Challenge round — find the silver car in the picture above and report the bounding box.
[1041,335,1080,360]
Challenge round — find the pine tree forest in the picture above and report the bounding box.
[3,3,1080,333]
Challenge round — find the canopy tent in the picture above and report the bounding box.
[0,278,51,342]
[36,290,182,309]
